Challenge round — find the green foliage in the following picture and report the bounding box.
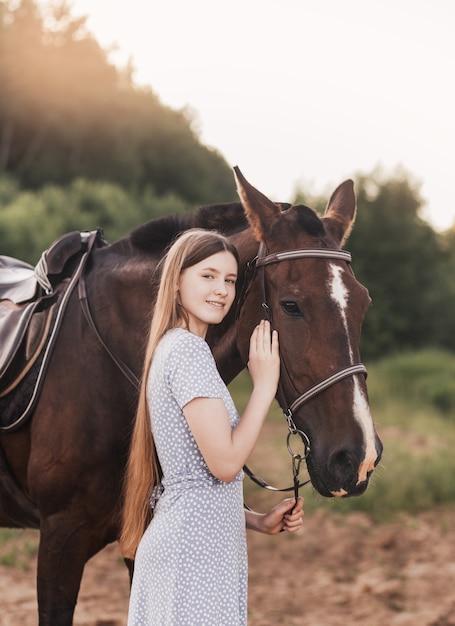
[0,172,19,204]
[369,349,455,416]
[348,167,453,358]
[0,528,38,570]
[0,176,190,263]
[0,0,235,203]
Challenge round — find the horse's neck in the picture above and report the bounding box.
[87,247,158,375]
[209,319,244,384]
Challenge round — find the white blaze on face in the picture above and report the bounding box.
[330,265,352,362]
[353,377,379,484]
[330,265,348,307]
[329,264,378,492]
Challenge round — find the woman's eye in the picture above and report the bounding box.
[281,301,302,317]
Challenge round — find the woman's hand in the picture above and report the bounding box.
[247,320,280,400]
[245,497,304,535]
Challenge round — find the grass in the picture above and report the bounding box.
[368,349,455,417]
[230,349,455,521]
[0,528,39,570]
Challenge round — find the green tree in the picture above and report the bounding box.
[347,168,452,358]
[435,226,455,350]
[0,0,235,204]
[0,175,191,263]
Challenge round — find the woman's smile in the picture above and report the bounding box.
[178,250,238,337]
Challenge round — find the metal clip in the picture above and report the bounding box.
[286,429,311,460]
[292,452,303,480]
[287,430,311,500]
[285,408,297,434]
[289,441,306,501]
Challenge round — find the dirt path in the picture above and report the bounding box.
[1,508,455,626]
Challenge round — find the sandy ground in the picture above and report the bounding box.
[1,507,455,626]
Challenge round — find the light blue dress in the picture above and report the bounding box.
[128,328,247,626]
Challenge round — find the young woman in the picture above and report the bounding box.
[121,229,304,625]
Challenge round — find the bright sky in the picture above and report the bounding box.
[65,0,454,230]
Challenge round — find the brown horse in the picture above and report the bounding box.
[0,168,382,625]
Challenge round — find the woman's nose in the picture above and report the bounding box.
[214,280,228,295]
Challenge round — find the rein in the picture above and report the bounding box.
[242,242,367,500]
[78,268,140,391]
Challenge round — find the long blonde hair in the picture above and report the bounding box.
[120,228,239,559]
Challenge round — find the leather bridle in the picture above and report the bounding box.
[241,242,368,498]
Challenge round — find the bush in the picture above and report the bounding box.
[0,177,190,263]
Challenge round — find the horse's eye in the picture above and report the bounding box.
[281,301,302,317]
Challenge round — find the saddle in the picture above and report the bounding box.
[0,230,107,426]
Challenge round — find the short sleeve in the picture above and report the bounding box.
[166,332,224,409]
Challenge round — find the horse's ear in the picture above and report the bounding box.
[233,166,280,242]
[323,179,356,246]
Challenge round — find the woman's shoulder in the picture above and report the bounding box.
[158,329,215,382]
[161,328,210,357]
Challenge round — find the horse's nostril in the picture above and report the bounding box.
[329,449,357,483]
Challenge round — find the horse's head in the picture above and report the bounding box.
[234,167,383,498]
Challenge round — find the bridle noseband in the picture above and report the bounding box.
[241,242,367,499]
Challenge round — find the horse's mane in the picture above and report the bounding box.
[129,203,248,252]
[129,201,324,253]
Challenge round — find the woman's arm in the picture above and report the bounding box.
[184,320,280,482]
[245,497,304,535]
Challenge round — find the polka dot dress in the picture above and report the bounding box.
[128,328,247,626]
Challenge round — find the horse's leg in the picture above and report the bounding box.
[36,513,113,626]
[36,515,90,625]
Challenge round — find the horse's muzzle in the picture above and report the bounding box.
[307,436,383,498]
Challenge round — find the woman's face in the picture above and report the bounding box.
[177,250,238,337]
